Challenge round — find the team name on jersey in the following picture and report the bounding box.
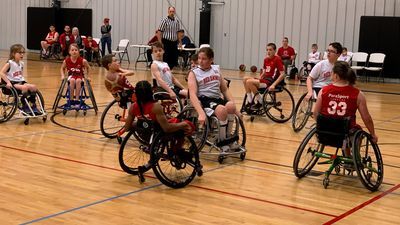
[13,71,23,77]
[322,71,331,78]
[203,75,219,84]
[162,67,170,73]
[328,93,349,99]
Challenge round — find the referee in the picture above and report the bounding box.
[157,6,181,69]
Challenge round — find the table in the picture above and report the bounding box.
[130,44,151,69]
[177,47,199,70]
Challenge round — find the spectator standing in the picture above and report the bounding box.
[101,17,112,56]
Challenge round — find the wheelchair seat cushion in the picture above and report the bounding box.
[316,114,350,148]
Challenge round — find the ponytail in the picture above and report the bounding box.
[333,61,356,85]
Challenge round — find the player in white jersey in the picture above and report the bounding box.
[306,42,342,101]
[188,47,240,152]
[0,44,39,113]
[151,42,187,99]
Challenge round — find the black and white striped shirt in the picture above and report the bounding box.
[158,16,181,41]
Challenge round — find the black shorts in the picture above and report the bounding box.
[155,86,182,96]
[11,81,27,85]
[313,87,322,96]
[198,96,227,110]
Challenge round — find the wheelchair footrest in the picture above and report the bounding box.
[216,136,239,147]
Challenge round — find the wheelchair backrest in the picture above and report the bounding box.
[316,114,350,148]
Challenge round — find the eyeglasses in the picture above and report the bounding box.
[18,51,25,54]
[326,49,337,54]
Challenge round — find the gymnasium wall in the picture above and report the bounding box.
[1,0,400,70]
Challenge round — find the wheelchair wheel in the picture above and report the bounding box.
[292,93,313,132]
[352,130,384,191]
[100,100,125,139]
[52,78,67,113]
[119,129,152,175]
[228,115,246,149]
[150,132,200,188]
[293,127,324,178]
[85,79,98,114]
[0,85,18,123]
[262,87,294,123]
[160,96,183,119]
[177,106,208,151]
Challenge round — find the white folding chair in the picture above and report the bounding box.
[112,39,130,64]
[350,52,368,80]
[365,53,385,83]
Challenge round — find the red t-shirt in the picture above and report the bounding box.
[66,56,84,78]
[83,39,99,49]
[262,55,284,80]
[105,74,134,94]
[320,84,360,129]
[46,31,59,44]
[277,46,295,60]
[130,101,157,121]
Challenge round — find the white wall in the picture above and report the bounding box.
[1,0,399,69]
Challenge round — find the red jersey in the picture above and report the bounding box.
[320,84,360,128]
[277,46,295,60]
[46,31,59,44]
[105,73,134,94]
[84,39,99,49]
[66,56,84,78]
[130,101,157,121]
[262,55,284,80]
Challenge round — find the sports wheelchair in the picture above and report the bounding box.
[178,105,246,164]
[0,83,47,125]
[240,83,295,123]
[293,114,383,191]
[296,61,316,83]
[118,113,203,188]
[52,78,98,115]
[40,42,61,60]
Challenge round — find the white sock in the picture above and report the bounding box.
[219,119,227,141]
[227,114,235,138]
[255,94,261,104]
[246,93,252,103]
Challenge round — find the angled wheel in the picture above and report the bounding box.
[263,87,294,123]
[228,115,246,148]
[150,132,200,188]
[177,106,208,151]
[52,78,67,113]
[118,129,152,175]
[100,100,125,138]
[292,93,313,132]
[85,79,98,114]
[293,127,324,178]
[352,130,384,191]
[0,85,18,123]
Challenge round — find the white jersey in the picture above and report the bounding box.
[308,51,321,63]
[193,65,221,99]
[338,54,352,63]
[6,60,25,82]
[309,59,333,88]
[152,60,173,88]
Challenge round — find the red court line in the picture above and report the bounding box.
[192,185,337,218]
[323,184,400,224]
[1,143,337,218]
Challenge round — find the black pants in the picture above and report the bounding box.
[162,38,178,69]
[146,49,153,65]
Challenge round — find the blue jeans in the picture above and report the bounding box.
[101,36,112,56]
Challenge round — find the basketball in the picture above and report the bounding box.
[239,64,246,72]
[250,65,257,73]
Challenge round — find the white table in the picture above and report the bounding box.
[130,44,151,69]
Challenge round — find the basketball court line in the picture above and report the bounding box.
[322,183,400,224]
[0,143,340,223]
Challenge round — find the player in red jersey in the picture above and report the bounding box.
[101,54,135,108]
[313,61,377,143]
[243,42,285,108]
[60,43,90,108]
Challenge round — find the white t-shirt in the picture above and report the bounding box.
[6,60,25,82]
[152,60,173,88]
[309,59,333,88]
[338,54,352,63]
[193,65,221,99]
[308,51,321,63]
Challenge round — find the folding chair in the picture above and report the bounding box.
[112,39,130,64]
[364,53,385,83]
[350,52,368,81]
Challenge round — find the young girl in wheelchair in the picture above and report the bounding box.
[101,54,135,108]
[0,44,40,114]
[188,47,241,152]
[150,42,187,99]
[313,61,378,146]
[242,43,285,110]
[60,43,90,109]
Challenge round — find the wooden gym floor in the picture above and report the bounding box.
[0,51,399,225]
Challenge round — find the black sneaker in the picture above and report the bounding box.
[250,102,262,111]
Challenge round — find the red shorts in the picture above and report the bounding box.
[46,40,55,45]
[68,75,84,80]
